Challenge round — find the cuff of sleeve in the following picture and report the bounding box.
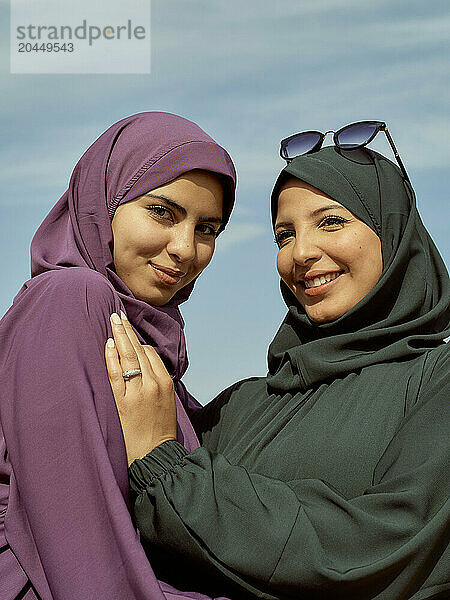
[128,440,189,495]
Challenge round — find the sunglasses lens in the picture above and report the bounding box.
[336,122,378,149]
[281,132,322,159]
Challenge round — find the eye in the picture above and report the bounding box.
[275,229,295,247]
[319,215,350,229]
[196,223,219,238]
[146,204,174,222]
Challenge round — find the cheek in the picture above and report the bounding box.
[345,231,383,285]
[328,234,356,260]
[195,243,216,271]
[276,250,290,280]
[115,223,162,258]
[363,239,383,284]
[276,252,283,277]
[332,230,367,267]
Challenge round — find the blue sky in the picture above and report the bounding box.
[1,0,449,403]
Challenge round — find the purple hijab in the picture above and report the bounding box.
[0,112,236,599]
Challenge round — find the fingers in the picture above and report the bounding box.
[109,312,142,378]
[105,315,177,464]
[109,311,172,392]
[104,337,126,398]
[119,311,153,369]
[142,345,174,387]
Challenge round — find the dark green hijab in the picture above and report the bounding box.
[268,146,449,393]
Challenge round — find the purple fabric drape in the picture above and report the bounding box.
[0,112,236,600]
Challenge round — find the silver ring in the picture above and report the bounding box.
[122,369,142,381]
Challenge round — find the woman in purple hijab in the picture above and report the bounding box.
[0,112,236,600]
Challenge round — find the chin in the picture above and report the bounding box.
[307,312,340,323]
[304,303,346,324]
[133,289,174,306]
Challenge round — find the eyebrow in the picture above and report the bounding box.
[274,220,293,231]
[275,204,346,230]
[144,193,223,224]
[310,204,346,217]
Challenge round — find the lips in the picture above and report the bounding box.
[302,271,343,289]
[149,262,187,286]
[298,270,345,296]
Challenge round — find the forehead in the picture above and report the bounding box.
[143,170,224,216]
[159,170,223,192]
[276,178,343,219]
[161,171,222,204]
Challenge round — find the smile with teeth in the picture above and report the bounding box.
[303,271,343,288]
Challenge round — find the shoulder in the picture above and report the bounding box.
[19,268,120,321]
[415,343,449,401]
[0,269,121,371]
[373,345,449,482]
[397,345,449,447]
[31,267,115,295]
[422,343,449,373]
[26,268,117,305]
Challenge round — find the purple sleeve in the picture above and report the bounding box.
[0,268,169,599]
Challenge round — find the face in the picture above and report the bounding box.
[275,178,383,323]
[111,170,224,306]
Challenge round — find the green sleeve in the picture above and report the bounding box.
[129,356,449,600]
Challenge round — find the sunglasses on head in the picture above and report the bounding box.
[280,120,410,183]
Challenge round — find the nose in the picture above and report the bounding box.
[291,234,322,266]
[166,223,196,263]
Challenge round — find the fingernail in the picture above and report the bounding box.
[120,310,128,321]
[110,313,121,325]
[106,337,115,348]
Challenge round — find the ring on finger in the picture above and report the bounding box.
[122,369,142,381]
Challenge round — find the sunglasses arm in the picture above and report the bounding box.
[383,126,410,183]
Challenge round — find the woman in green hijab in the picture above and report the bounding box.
[105,127,449,600]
